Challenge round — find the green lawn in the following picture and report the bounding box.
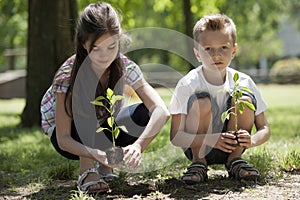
[0,84,299,198]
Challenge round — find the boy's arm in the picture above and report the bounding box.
[170,114,237,153]
[251,112,270,147]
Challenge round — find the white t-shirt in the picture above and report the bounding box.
[169,65,267,133]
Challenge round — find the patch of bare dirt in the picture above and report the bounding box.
[0,172,299,199]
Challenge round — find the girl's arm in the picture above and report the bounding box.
[55,92,108,165]
[131,79,170,152]
[122,79,169,168]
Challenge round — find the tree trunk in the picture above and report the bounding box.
[183,0,198,70]
[21,0,77,127]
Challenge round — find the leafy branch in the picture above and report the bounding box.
[221,72,256,132]
[90,88,123,146]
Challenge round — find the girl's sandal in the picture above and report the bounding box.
[226,158,260,182]
[181,162,208,185]
[77,168,109,194]
[96,162,119,182]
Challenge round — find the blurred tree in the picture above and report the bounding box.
[0,0,27,71]
[0,0,296,127]
[21,0,77,127]
[218,0,284,67]
[283,0,300,30]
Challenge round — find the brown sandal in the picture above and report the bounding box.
[226,158,260,182]
[181,162,208,185]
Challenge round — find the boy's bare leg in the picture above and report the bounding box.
[186,97,212,165]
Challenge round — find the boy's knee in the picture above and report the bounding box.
[230,95,254,107]
[189,96,211,115]
[241,95,253,103]
[197,97,212,111]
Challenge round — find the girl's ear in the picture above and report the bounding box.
[193,47,201,62]
[83,42,88,51]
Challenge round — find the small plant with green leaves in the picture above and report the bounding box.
[221,72,256,137]
[91,88,124,165]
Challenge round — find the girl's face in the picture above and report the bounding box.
[194,28,237,73]
[84,33,119,71]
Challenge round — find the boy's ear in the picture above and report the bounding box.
[232,43,238,58]
[193,47,201,62]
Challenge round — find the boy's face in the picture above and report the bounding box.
[194,28,237,73]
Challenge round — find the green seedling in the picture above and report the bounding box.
[220,72,256,132]
[90,88,123,147]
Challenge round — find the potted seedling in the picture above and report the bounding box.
[91,88,124,165]
[220,72,256,144]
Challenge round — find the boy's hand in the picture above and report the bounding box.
[214,132,238,153]
[236,129,252,149]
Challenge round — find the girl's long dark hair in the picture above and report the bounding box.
[65,2,123,116]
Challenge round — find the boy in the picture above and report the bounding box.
[169,14,270,184]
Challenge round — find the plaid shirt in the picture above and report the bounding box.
[40,55,143,136]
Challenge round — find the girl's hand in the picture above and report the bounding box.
[123,144,142,169]
[92,149,111,167]
[237,129,252,149]
[213,132,238,153]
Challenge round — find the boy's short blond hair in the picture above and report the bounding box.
[193,14,237,45]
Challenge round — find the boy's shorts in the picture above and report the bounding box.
[183,91,257,165]
[50,103,150,160]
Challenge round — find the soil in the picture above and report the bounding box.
[0,170,299,199]
[106,146,124,165]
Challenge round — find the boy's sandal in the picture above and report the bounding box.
[226,158,260,182]
[181,162,208,185]
[77,168,109,194]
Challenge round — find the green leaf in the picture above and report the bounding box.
[114,127,120,139]
[238,101,245,114]
[238,90,243,98]
[242,87,254,94]
[111,95,123,106]
[106,88,114,99]
[114,95,123,101]
[118,125,128,133]
[90,100,105,107]
[107,116,114,128]
[221,111,230,123]
[244,101,256,111]
[233,72,239,82]
[95,96,106,101]
[96,127,109,133]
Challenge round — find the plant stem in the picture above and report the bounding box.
[234,102,238,132]
[109,102,116,147]
[112,131,115,146]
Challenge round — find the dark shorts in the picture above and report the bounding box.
[183,91,257,165]
[50,103,150,160]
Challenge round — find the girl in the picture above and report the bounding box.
[40,2,169,194]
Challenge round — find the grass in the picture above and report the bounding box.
[0,84,299,199]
